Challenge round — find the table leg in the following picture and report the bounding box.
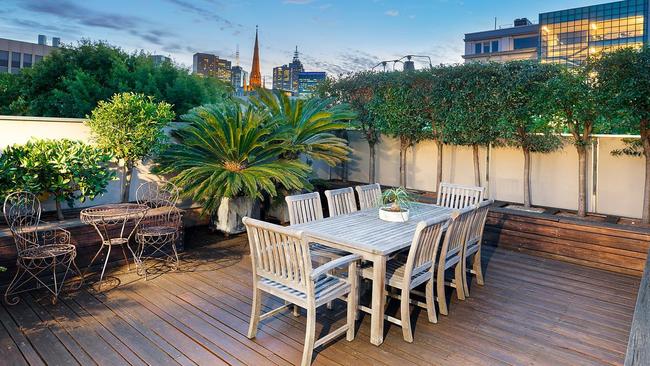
[370,255,386,346]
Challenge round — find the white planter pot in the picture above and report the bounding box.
[216,196,260,234]
[379,207,410,222]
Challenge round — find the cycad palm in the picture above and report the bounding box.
[155,103,310,213]
[251,89,355,166]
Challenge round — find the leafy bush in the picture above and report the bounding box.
[0,139,115,220]
[86,92,175,202]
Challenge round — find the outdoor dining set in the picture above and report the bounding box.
[2,181,182,304]
[244,182,493,366]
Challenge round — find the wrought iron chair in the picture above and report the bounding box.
[461,199,494,297]
[135,181,182,279]
[244,217,360,366]
[3,191,83,305]
[355,183,382,210]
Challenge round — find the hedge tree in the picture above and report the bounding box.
[595,46,650,223]
[86,92,175,203]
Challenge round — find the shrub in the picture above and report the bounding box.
[0,139,115,220]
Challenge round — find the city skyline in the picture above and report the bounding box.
[1,0,620,84]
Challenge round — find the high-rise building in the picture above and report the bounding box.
[0,37,55,74]
[37,35,47,46]
[463,0,650,66]
[540,0,648,66]
[192,53,232,83]
[52,37,61,48]
[248,26,262,89]
[297,71,326,98]
[150,54,171,66]
[273,46,305,94]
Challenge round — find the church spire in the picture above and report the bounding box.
[249,25,262,89]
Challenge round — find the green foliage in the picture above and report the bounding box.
[0,139,115,219]
[250,89,355,166]
[1,40,232,118]
[381,187,413,211]
[86,92,175,163]
[498,61,563,153]
[442,62,504,147]
[611,138,643,157]
[154,102,311,214]
[0,73,28,115]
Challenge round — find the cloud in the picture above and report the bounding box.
[164,0,243,33]
[385,9,399,16]
[20,0,141,30]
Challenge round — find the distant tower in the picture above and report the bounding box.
[235,44,240,66]
[293,45,299,62]
[249,26,262,89]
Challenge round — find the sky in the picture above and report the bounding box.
[2,0,608,86]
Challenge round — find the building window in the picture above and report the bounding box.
[0,51,8,73]
[10,52,20,73]
[483,42,491,53]
[491,40,499,52]
[474,43,482,54]
[514,36,538,49]
[23,53,32,68]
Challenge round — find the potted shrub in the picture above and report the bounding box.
[379,187,412,223]
[154,102,311,234]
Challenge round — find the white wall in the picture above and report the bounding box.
[326,130,645,219]
[0,116,172,211]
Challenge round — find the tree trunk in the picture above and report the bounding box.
[121,160,134,203]
[436,140,443,192]
[399,137,408,187]
[55,200,64,221]
[523,148,531,208]
[472,144,481,187]
[576,145,588,217]
[369,141,376,183]
[641,129,650,224]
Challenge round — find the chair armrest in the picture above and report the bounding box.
[311,254,361,280]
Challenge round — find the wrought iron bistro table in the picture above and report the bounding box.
[80,203,149,287]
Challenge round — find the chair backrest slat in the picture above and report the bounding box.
[286,192,324,226]
[244,217,312,294]
[324,187,358,217]
[404,215,449,283]
[436,183,485,209]
[3,191,41,253]
[355,183,382,210]
[467,199,493,246]
[439,206,475,268]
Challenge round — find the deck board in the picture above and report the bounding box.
[0,230,640,366]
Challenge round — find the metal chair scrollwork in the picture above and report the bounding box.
[135,181,182,279]
[3,191,83,305]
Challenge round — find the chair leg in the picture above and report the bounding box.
[455,263,466,301]
[71,259,84,290]
[346,261,358,341]
[248,286,262,339]
[473,249,484,286]
[461,257,470,298]
[425,281,437,324]
[302,307,316,366]
[400,288,413,343]
[437,267,448,316]
[4,266,25,305]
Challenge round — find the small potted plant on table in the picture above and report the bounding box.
[379,187,412,222]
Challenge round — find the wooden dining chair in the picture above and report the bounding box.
[355,183,382,210]
[436,205,475,316]
[360,215,449,342]
[243,217,360,366]
[436,182,485,209]
[324,187,358,217]
[461,199,493,297]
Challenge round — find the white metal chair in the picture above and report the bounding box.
[360,215,449,342]
[461,199,493,297]
[3,191,83,305]
[436,183,485,209]
[324,187,358,217]
[436,205,475,315]
[243,217,360,366]
[355,183,382,210]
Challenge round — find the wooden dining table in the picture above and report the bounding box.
[291,202,453,346]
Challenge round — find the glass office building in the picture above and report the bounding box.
[539,0,649,65]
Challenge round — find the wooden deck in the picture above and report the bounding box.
[0,228,640,366]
